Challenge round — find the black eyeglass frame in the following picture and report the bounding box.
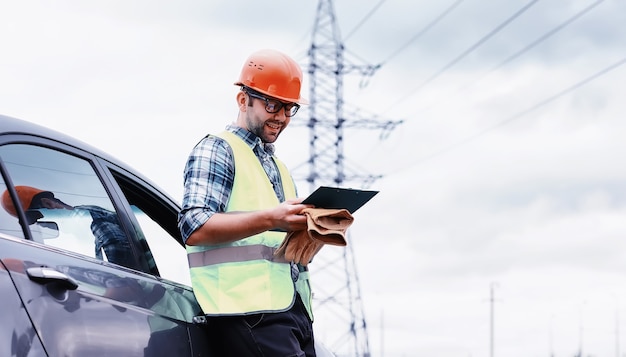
[244,89,300,117]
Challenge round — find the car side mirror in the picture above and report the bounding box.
[34,221,60,239]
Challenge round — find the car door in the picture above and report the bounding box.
[0,138,210,356]
[0,240,47,357]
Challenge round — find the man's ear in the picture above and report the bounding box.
[236,91,247,111]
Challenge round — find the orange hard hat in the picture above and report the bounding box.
[1,185,47,217]
[234,49,307,104]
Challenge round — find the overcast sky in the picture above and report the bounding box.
[2,0,626,356]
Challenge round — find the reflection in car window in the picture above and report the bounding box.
[0,144,136,268]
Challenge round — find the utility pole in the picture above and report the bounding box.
[615,296,620,357]
[578,300,587,357]
[490,282,498,357]
[292,0,402,356]
[616,307,620,357]
[549,314,555,357]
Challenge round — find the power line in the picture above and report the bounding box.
[378,0,466,66]
[344,0,465,89]
[464,0,607,91]
[385,55,626,176]
[343,0,387,42]
[412,0,608,118]
[383,0,541,112]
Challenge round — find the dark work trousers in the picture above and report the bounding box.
[205,294,316,357]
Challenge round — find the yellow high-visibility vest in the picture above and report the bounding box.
[186,131,313,319]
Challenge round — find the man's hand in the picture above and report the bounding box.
[270,198,313,233]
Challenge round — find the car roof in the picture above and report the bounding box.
[0,113,116,160]
[0,113,180,208]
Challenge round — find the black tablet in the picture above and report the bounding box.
[301,186,379,213]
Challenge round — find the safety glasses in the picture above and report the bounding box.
[245,90,300,117]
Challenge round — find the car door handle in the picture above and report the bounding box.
[26,267,79,290]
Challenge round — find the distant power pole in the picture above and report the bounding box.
[292,0,402,356]
[490,283,497,357]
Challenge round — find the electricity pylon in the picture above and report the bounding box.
[292,0,403,355]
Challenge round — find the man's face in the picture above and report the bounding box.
[243,92,295,143]
[25,196,73,225]
[39,197,73,210]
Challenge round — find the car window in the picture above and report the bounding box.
[131,205,191,285]
[0,144,137,268]
[111,171,191,286]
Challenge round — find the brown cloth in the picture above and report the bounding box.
[275,208,354,266]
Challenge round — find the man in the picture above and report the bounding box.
[178,49,316,356]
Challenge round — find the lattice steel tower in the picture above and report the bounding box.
[292,0,402,356]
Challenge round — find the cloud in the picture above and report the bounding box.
[2,1,626,355]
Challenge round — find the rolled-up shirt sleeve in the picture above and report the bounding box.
[178,134,234,244]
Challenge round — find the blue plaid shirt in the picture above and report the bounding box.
[75,205,134,267]
[178,125,286,243]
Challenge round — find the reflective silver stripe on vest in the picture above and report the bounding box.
[188,244,289,268]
